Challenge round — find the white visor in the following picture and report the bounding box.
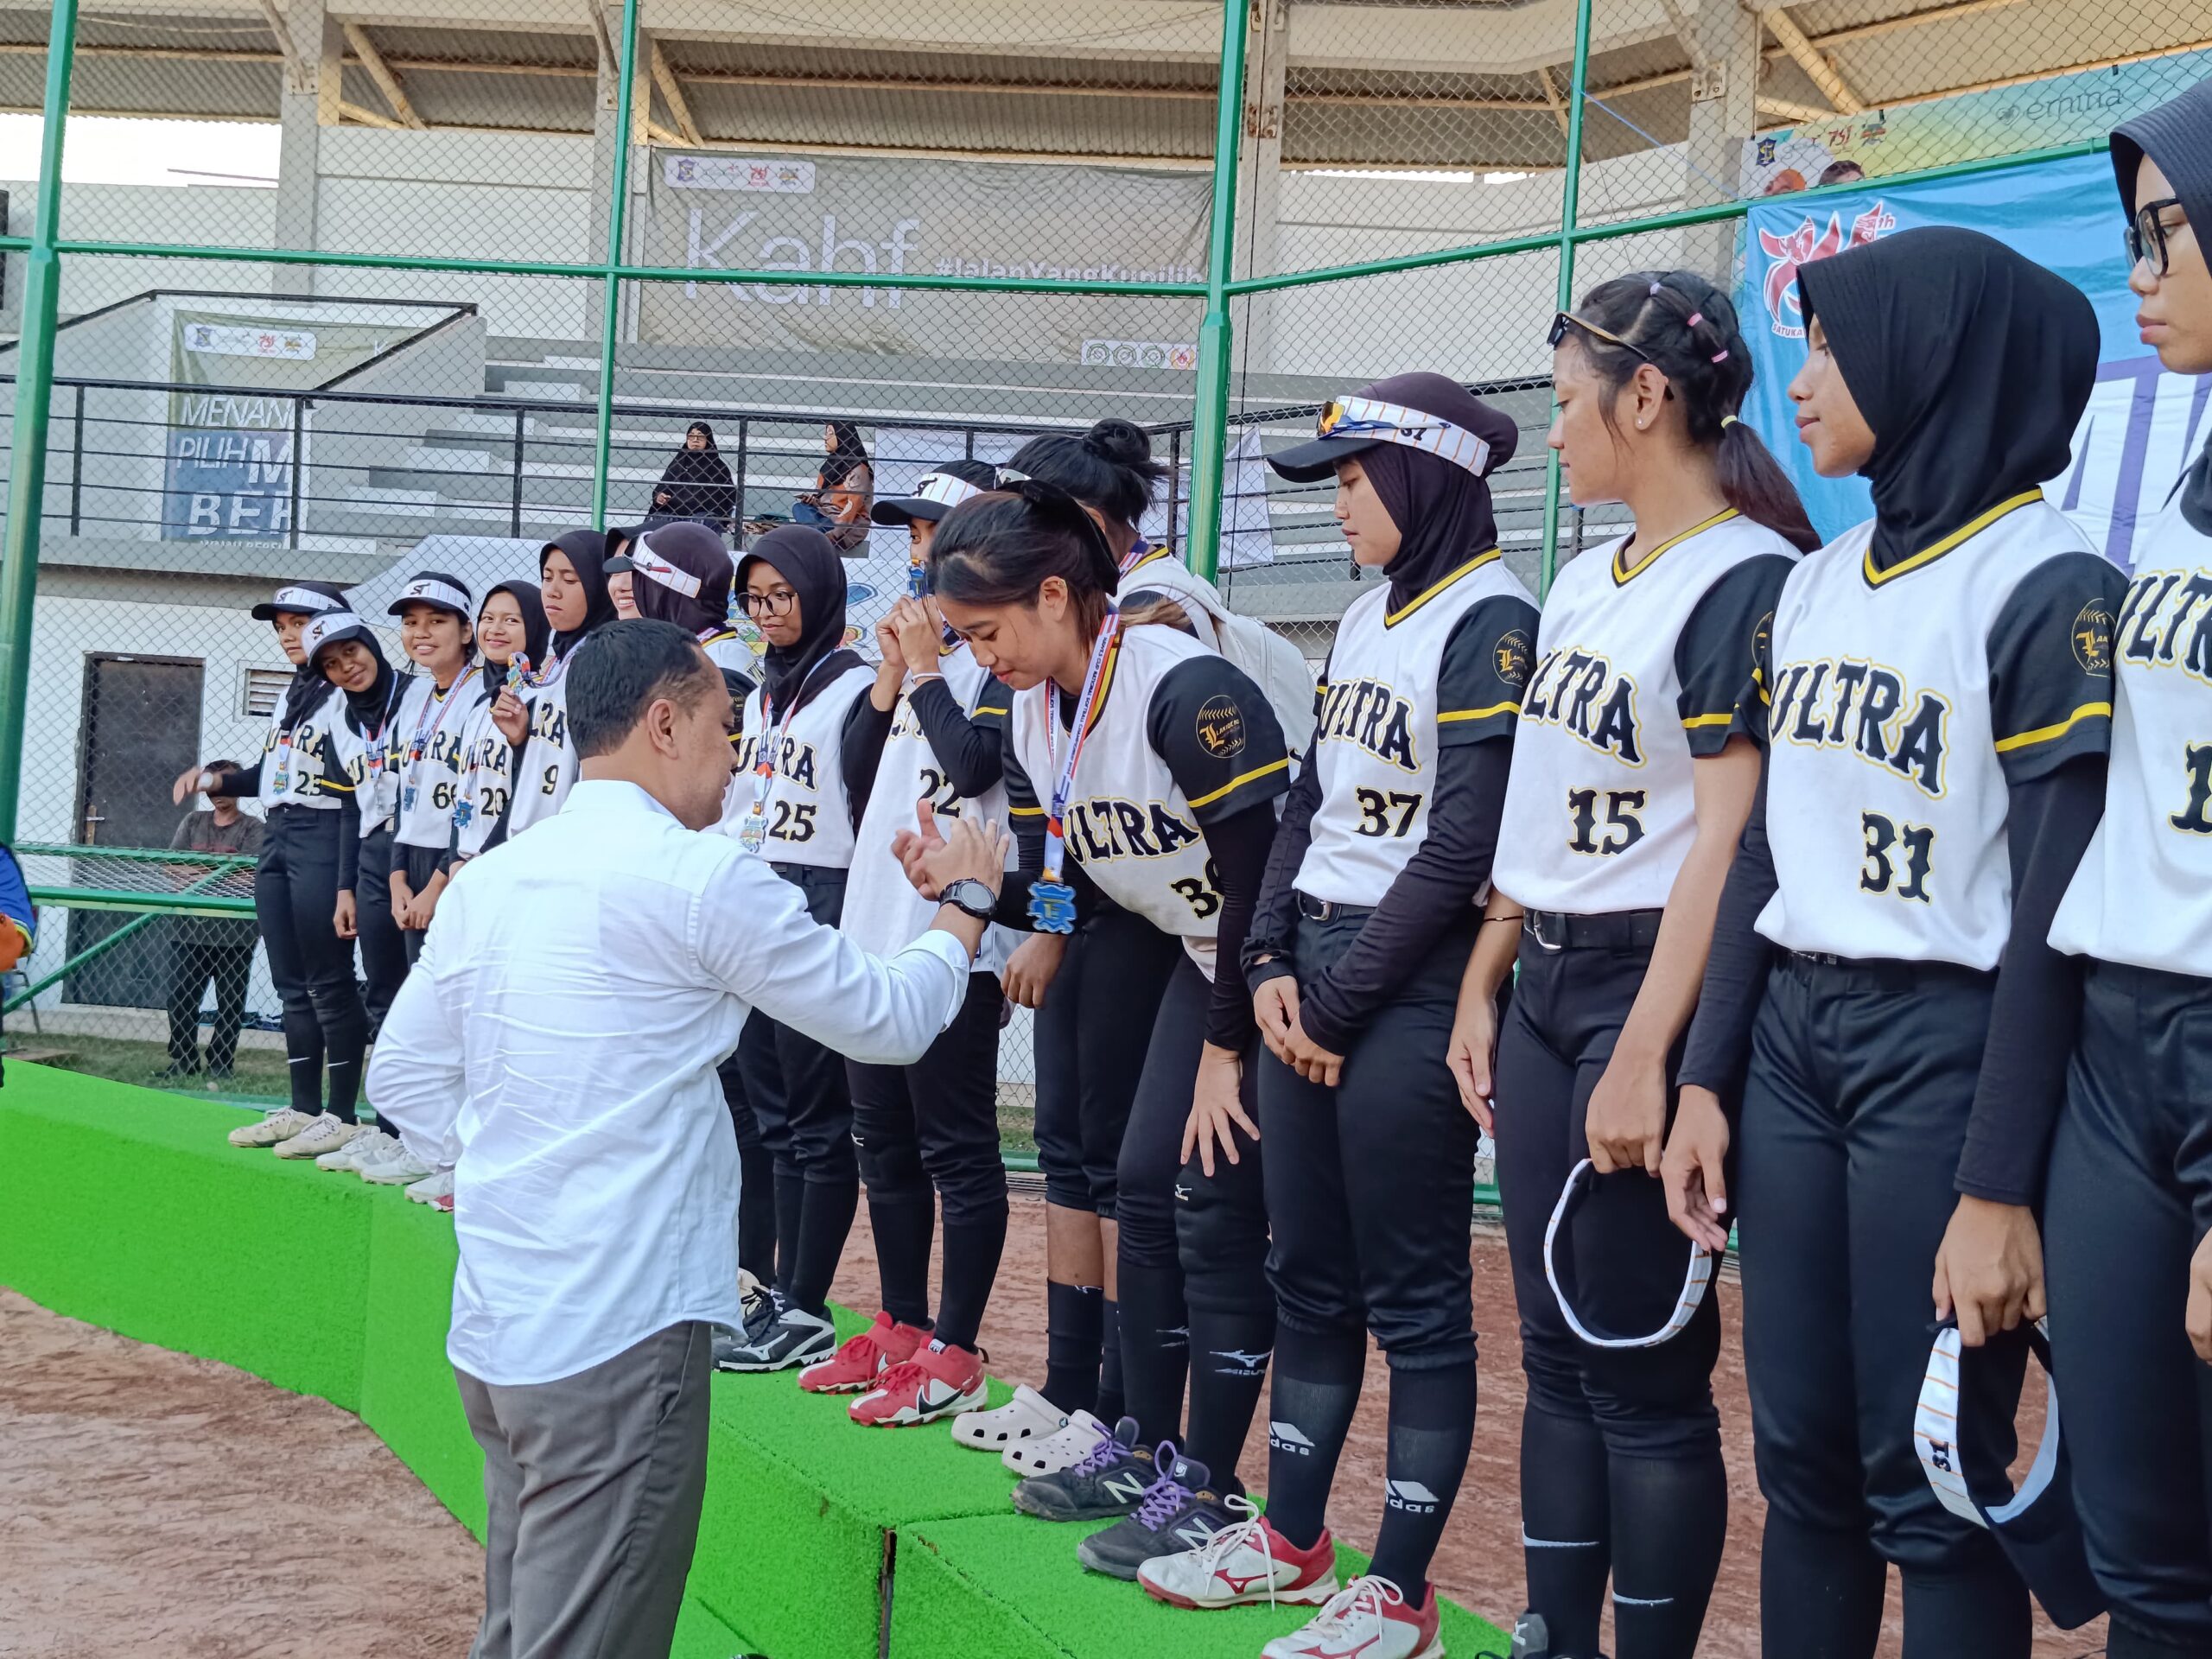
[1543,1157,1714,1349]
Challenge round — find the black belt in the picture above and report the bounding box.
[1522,907,1665,952]
[1781,949,1987,993]
[1295,892,1376,924]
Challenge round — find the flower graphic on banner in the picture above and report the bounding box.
[1758,200,1900,338]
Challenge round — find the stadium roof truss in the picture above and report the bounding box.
[1,0,2205,171]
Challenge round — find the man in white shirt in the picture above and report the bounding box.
[366,619,1008,1659]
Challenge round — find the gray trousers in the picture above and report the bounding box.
[456,1320,713,1659]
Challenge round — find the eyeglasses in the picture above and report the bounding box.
[2126,197,2186,276]
[1548,310,1655,364]
[741,589,797,617]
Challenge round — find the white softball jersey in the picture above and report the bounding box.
[250,683,349,813]
[842,643,1015,974]
[1495,512,1798,914]
[391,669,489,851]
[1119,546,1225,651]
[1005,623,1291,979]
[2050,492,2212,976]
[505,661,582,838]
[1756,493,2121,969]
[728,661,875,868]
[451,690,516,859]
[1298,550,1539,908]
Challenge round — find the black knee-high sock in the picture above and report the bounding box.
[1758,1510,1885,1659]
[1115,1262,1188,1445]
[1607,1452,1727,1659]
[1370,1361,1477,1597]
[737,1143,778,1284]
[866,1186,935,1331]
[319,994,368,1120]
[1185,1304,1275,1485]
[1044,1281,1104,1414]
[283,1006,323,1114]
[772,1169,805,1299]
[1519,1403,1613,1658]
[933,1198,1007,1353]
[1264,1325,1367,1550]
[1097,1299,1125,1423]
[1898,1545,2029,1659]
[789,1175,860,1319]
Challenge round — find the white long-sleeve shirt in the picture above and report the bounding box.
[365,777,972,1387]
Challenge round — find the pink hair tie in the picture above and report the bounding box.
[1685,311,1704,328]
[1649,281,1663,295]
[1711,349,1730,363]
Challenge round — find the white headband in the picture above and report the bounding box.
[916,472,989,508]
[630,541,702,599]
[1542,1158,1714,1349]
[395,577,471,616]
[1319,394,1494,478]
[300,611,367,658]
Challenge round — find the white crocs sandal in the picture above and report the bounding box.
[1002,1408,1108,1476]
[949,1383,1066,1452]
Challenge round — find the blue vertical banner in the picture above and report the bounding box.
[1732,152,2211,572]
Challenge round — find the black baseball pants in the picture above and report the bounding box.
[2046,958,2212,1657]
[396,841,445,968]
[353,825,409,1041]
[254,805,366,1119]
[1738,952,2030,1659]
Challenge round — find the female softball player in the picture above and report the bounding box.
[2044,83,2212,1659]
[612,520,757,704]
[378,571,484,960]
[452,580,549,861]
[1132,373,1539,1659]
[491,530,619,837]
[192,583,366,1147]
[1666,228,2125,1659]
[717,525,878,1374]
[1479,281,1812,1659]
[903,479,1291,1581]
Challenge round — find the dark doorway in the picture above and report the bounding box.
[67,654,207,1008]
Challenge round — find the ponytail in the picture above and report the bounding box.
[1007,418,1166,537]
[1567,270,1821,553]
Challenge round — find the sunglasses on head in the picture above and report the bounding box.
[2125,196,2187,276]
[1548,310,1656,364]
[1316,399,1452,442]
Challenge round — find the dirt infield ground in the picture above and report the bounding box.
[1,1195,2104,1659]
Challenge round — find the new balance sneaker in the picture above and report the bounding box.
[228,1107,315,1148]
[274,1113,358,1160]
[1137,1496,1339,1610]
[317,1126,397,1173]
[715,1305,835,1372]
[1075,1448,1242,1580]
[952,1383,1065,1452]
[1261,1576,1442,1659]
[1010,1414,1155,1522]
[361,1142,439,1186]
[406,1168,454,1205]
[799,1312,923,1395]
[1002,1408,1105,1477]
[850,1339,987,1427]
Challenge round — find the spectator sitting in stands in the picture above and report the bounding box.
[798,421,874,553]
[647,421,738,535]
[159,768,264,1084]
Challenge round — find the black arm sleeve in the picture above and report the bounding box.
[1203,800,1277,1050]
[910,676,1007,799]
[1676,753,1779,1111]
[841,691,895,828]
[1954,756,2106,1205]
[338,801,361,891]
[1244,733,1320,991]
[1298,738,1515,1053]
[207,759,263,800]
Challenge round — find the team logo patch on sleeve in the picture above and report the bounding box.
[1196,694,1248,759]
[1495,627,1534,685]
[2071,599,2115,673]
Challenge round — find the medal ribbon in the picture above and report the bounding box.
[401,664,480,791]
[1039,610,1121,882]
[749,656,836,820]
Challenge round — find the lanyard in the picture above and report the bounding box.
[404,664,479,770]
[748,657,836,820]
[1039,612,1120,884]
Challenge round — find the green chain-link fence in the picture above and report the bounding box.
[1,0,2205,1136]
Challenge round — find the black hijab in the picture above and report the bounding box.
[1342,372,1519,609]
[1796,226,2099,569]
[654,423,738,522]
[543,529,620,661]
[480,579,550,693]
[2113,79,2212,534]
[738,524,857,711]
[631,522,736,637]
[330,629,399,736]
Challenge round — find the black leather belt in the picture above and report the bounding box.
[1782,949,1984,993]
[1522,907,1665,952]
[1296,892,1376,924]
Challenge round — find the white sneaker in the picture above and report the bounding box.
[951,1382,1065,1454]
[362,1144,437,1185]
[228,1108,315,1148]
[406,1168,454,1205]
[1260,1576,1442,1659]
[318,1127,396,1172]
[1001,1407,1106,1476]
[274,1113,358,1160]
[1137,1497,1340,1610]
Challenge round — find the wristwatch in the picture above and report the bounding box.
[939,878,996,920]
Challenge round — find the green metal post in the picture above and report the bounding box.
[0,0,79,842]
[590,0,643,531]
[1184,0,1252,583]
[1538,0,1593,600]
